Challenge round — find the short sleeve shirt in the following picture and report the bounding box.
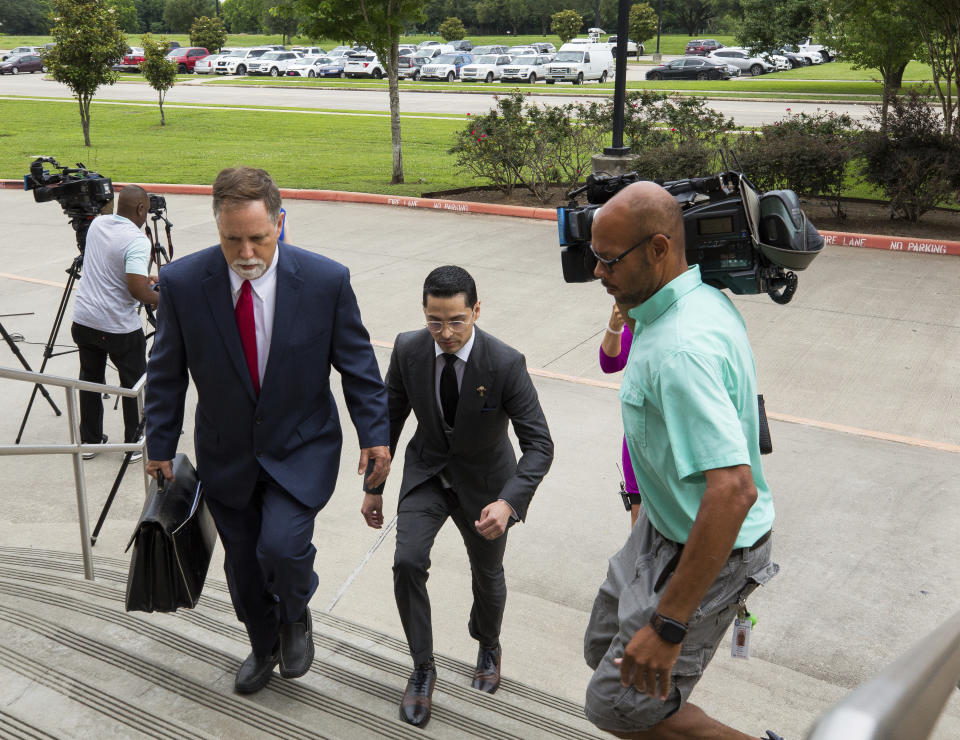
[621,265,773,548]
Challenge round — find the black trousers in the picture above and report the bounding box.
[205,472,321,658]
[393,476,509,666]
[71,322,146,444]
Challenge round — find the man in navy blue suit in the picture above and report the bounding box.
[145,167,391,694]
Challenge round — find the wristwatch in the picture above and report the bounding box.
[649,612,688,644]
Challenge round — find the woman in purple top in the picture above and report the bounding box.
[599,304,641,525]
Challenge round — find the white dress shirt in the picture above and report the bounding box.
[228,246,279,385]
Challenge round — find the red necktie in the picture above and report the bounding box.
[235,280,259,396]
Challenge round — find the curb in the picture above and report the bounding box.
[5,179,957,255]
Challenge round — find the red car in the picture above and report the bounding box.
[115,46,145,72]
[165,47,209,73]
[684,39,724,56]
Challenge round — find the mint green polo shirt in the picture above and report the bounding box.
[621,265,773,548]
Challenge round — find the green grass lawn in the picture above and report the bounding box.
[0,99,465,195]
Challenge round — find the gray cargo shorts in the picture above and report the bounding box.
[583,508,778,733]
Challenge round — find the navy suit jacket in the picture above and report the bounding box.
[145,243,389,510]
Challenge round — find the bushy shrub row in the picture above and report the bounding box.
[451,89,960,224]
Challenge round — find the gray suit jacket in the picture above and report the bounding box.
[386,327,553,522]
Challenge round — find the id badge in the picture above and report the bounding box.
[731,617,752,660]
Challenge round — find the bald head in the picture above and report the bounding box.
[590,181,688,307]
[594,181,685,252]
[117,185,149,227]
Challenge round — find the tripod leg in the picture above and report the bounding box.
[0,321,61,417]
[16,260,79,443]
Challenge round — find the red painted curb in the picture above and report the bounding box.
[6,179,957,255]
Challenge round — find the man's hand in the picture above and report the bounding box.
[145,459,174,482]
[358,445,391,490]
[361,493,384,529]
[614,625,683,700]
[474,500,513,540]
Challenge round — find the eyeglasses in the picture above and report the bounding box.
[590,233,668,270]
[426,320,470,333]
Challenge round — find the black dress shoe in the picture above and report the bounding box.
[471,643,502,694]
[279,606,314,679]
[399,662,437,728]
[764,732,785,740]
[235,646,279,694]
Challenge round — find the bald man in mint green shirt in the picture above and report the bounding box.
[582,182,781,740]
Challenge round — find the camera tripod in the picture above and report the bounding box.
[0,314,61,416]
[15,215,94,444]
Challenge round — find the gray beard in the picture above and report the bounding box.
[230,259,267,280]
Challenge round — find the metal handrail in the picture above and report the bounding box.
[0,364,149,580]
[806,609,960,739]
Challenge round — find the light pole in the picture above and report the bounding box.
[656,0,663,58]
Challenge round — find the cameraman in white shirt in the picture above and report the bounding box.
[71,185,158,460]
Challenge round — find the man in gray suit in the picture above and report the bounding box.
[370,265,553,728]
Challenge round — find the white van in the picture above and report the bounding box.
[545,42,614,84]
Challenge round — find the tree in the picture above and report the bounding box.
[45,0,127,146]
[163,0,215,32]
[110,0,139,31]
[551,9,582,46]
[134,0,165,32]
[736,0,821,51]
[438,15,466,40]
[819,0,919,132]
[629,3,657,47]
[298,0,427,185]
[265,0,300,46]
[190,15,228,52]
[915,0,960,136]
[0,0,51,34]
[141,34,177,125]
[222,0,265,32]
[663,0,725,36]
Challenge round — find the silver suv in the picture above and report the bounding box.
[216,47,273,75]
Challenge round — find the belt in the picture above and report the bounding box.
[654,530,772,593]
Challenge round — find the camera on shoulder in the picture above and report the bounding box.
[557,171,824,305]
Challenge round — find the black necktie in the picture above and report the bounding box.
[440,353,459,428]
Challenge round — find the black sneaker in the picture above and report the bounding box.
[765,732,785,740]
[82,434,107,460]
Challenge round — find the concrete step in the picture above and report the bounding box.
[0,545,602,740]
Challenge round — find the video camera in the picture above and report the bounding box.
[557,171,824,304]
[24,156,114,251]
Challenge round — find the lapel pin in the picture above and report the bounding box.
[476,385,487,398]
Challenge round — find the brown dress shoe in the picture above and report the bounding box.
[400,662,437,727]
[471,643,502,694]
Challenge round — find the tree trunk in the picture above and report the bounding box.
[880,62,907,134]
[159,91,166,126]
[79,95,91,147]
[387,36,404,185]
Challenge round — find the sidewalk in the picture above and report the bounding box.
[1,189,958,737]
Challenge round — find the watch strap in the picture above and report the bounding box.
[649,612,688,644]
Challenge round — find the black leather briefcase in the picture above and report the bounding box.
[124,453,217,613]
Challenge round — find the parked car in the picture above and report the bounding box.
[415,45,456,59]
[799,36,835,62]
[684,38,724,56]
[781,44,821,64]
[773,47,806,68]
[608,35,642,56]
[0,53,45,74]
[460,54,512,82]
[294,56,346,78]
[247,51,302,76]
[760,51,791,71]
[399,44,418,53]
[417,40,442,49]
[194,51,231,75]
[645,56,734,80]
[707,47,774,76]
[343,53,385,78]
[398,55,423,79]
[531,42,556,54]
[2,46,41,61]
[165,47,209,73]
[501,53,552,83]
[216,47,272,75]
[114,47,145,72]
[291,46,325,57]
[471,45,509,56]
[544,43,614,84]
[420,53,474,81]
[450,40,473,52]
[506,45,537,56]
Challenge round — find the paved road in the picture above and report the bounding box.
[0,72,872,126]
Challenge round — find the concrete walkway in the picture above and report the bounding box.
[1,189,958,738]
